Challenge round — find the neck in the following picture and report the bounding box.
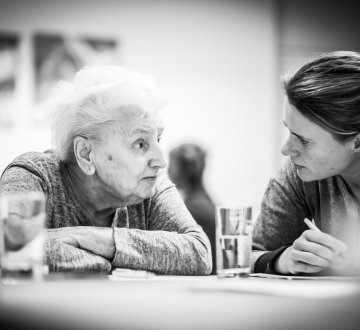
[340,155,360,201]
[341,153,360,185]
[65,163,117,226]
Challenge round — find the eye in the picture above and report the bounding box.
[157,136,162,143]
[298,137,309,146]
[133,139,147,150]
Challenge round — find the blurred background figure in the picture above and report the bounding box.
[168,143,216,274]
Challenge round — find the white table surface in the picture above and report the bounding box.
[1,274,360,330]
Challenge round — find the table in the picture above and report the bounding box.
[1,274,360,330]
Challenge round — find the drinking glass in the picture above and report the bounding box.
[215,206,253,278]
[0,191,47,283]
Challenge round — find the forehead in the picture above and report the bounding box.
[284,100,319,134]
[284,100,307,124]
[112,108,164,138]
[284,99,341,143]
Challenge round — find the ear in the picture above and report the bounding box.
[353,134,360,153]
[73,136,96,175]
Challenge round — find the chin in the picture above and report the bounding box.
[138,187,156,200]
[296,168,327,182]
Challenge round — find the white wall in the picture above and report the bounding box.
[0,0,278,213]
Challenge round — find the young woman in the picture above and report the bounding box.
[252,51,360,276]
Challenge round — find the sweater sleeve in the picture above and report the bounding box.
[111,175,212,275]
[251,160,312,273]
[1,166,112,273]
[45,239,111,272]
[0,165,44,194]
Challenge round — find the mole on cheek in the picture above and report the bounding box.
[107,154,113,161]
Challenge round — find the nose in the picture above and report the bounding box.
[281,135,300,157]
[149,144,167,169]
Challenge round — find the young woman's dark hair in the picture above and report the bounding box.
[283,51,360,141]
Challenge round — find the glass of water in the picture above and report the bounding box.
[0,191,47,283]
[215,206,253,278]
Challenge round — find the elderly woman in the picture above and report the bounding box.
[0,65,212,275]
[252,51,360,276]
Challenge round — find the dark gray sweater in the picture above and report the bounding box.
[0,150,212,275]
[252,159,360,273]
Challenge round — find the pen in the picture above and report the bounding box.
[304,218,346,258]
[304,218,320,232]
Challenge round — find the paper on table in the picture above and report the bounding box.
[109,268,155,280]
[250,273,360,281]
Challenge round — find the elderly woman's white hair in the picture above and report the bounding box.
[49,65,166,162]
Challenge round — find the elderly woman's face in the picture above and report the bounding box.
[281,99,357,182]
[92,110,167,205]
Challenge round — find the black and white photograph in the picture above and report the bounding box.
[1,1,360,330]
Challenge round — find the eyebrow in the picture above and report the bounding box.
[282,120,309,141]
[129,126,165,136]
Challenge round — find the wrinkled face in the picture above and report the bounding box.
[92,110,167,205]
[281,99,356,182]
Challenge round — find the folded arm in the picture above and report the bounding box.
[2,166,211,275]
[112,226,211,275]
[47,227,115,259]
[110,177,212,275]
[45,238,111,272]
[1,166,112,273]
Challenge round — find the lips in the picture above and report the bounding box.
[293,163,305,169]
[142,175,158,181]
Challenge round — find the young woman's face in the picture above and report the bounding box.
[92,110,167,205]
[281,99,357,182]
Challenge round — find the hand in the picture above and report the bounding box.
[45,239,112,273]
[275,229,347,275]
[47,228,81,248]
[47,227,115,260]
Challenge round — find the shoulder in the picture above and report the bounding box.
[277,159,301,183]
[264,159,320,205]
[10,150,59,167]
[268,159,305,193]
[142,171,184,215]
[2,150,62,187]
[153,171,176,197]
[131,171,176,213]
[273,159,344,203]
[318,175,347,198]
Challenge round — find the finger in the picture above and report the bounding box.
[291,261,324,274]
[292,249,331,268]
[293,239,339,262]
[303,230,348,254]
[55,236,79,247]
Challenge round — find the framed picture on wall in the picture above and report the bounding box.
[32,32,120,123]
[0,32,19,128]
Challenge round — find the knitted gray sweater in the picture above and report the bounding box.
[251,159,360,272]
[0,150,212,275]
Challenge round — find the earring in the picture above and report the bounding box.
[84,165,94,175]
